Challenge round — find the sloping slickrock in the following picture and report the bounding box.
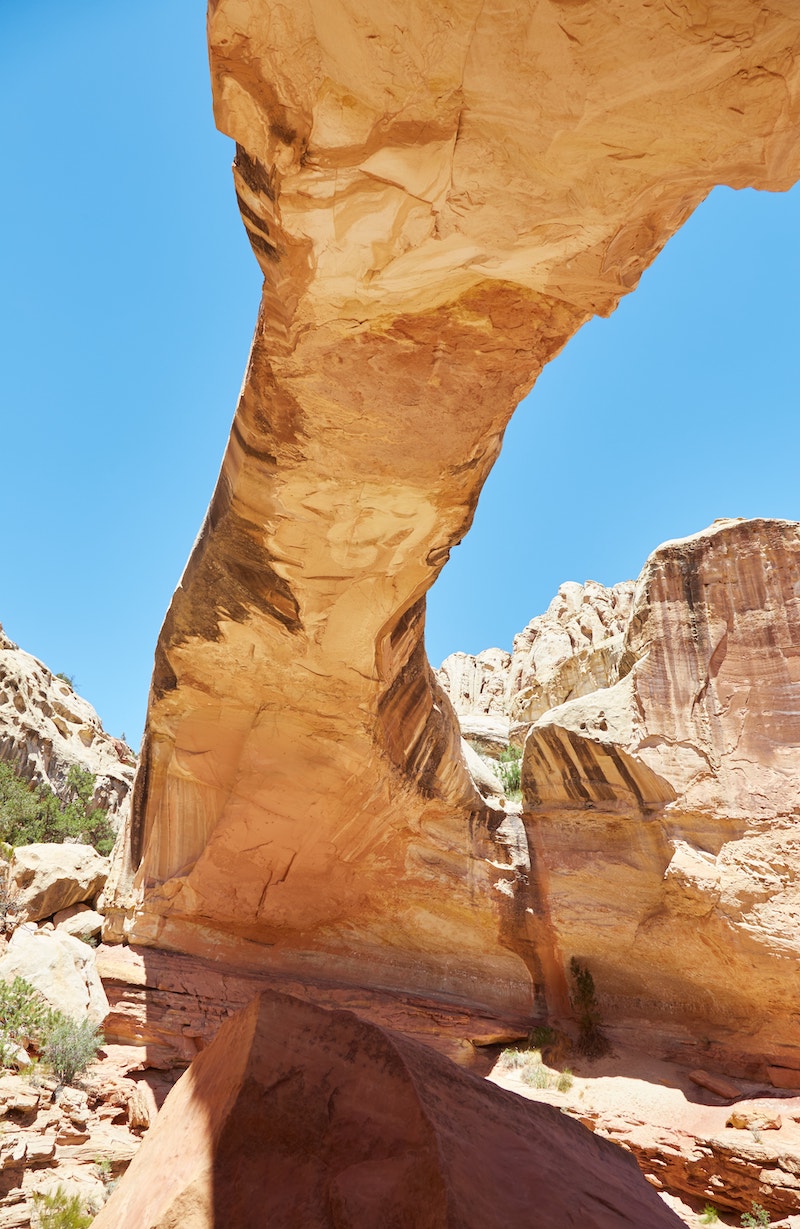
[93,989,683,1229]
[0,626,135,818]
[520,518,800,1073]
[0,927,108,1023]
[106,0,800,1023]
[10,843,109,924]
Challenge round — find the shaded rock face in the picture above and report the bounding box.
[93,989,683,1229]
[108,0,800,1025]
[519,519,800,1074]
[0,626,135,820]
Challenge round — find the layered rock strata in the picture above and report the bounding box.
[0,627,134,820]
[519,518,800,1076]
[108,1,800,1032]
[93,990,683,1229]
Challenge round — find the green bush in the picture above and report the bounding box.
[43,1016,103,1086]
[496,745,522,800]
[700,1204,719,1223]
[741,1204,770,1227]
[0,978,102,1086]
[556,1068,574,1093]
[54,673,75,689]
[0,977,59,1054]
[569,957,611,1058]
[31,1186,93,1229]
[0,762,114,854]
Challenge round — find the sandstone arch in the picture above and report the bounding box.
[105,0,800,1030]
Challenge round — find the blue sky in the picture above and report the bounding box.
[2,3,799,747]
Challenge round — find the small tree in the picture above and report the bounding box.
[31,1186,92,1229]
[569,957,610,1058]
[43,1017,103,1086]
[496,745,523,799]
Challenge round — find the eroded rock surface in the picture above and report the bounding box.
[93,989,683,1229]
[518,519,800,1076]
[9,844,108,925]
[439,519,800,1079]
[437,579,635,748]
[107,0,800,1029]
[0,626,135,820]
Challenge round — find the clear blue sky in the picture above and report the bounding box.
[2,3,799,747]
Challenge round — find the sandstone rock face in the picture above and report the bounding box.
[93,990,683,1229]
[0,926,109,1023]
[0,625,135,819]
[519,519,800,1074]
[10,843,109,924]
[436,580,635,747]
[108,1,800,1029]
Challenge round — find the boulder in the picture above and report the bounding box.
[10,843,108,923]
[726,1105,782,1132]
[54,905,104,943]
[93,990,683,1229]
[0,926,108,1023]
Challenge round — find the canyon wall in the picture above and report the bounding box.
[440,518,800,1079]
[107,0,800,1032]
[522,518,800,1077]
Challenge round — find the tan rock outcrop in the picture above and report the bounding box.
[0,626,135,819]
[10,844,108,925]
[0,926,109,1023]
[93,989,683,1229]
[106,0,800,1030]
[436,580,636,756]
[520,518,800,1073]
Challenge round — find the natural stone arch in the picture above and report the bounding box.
[105,0,800,1028]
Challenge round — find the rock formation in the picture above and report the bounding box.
[441,518,800,1079]
[0,626,135,820]
[106,0,800,1038]
[519,518,800,1077]
[437,579,635,752]
[93,989,683,1229]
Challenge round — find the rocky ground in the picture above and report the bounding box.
[490,1042,800,1228]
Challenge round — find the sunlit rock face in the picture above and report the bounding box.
[521,519,800,1076]
[0,626,135,819]
[436,581,635,754]
[107,0,800,1024]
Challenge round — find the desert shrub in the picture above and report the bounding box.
[569,957,611,1058]
[54,673,75,688]
[700,1206,719,1224]
[741,1204,770,1227]
[0,979,101,1085]
[43,1016,103,1086]
[0,977,58,1053]
[496,745,522,798]
[0,762,114,854]
[528,1024,557,1050]
[498,1047,527,1071]
[521,1059,550,1090]
[556,1068,574,1093]
[31,1186,92,1229]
